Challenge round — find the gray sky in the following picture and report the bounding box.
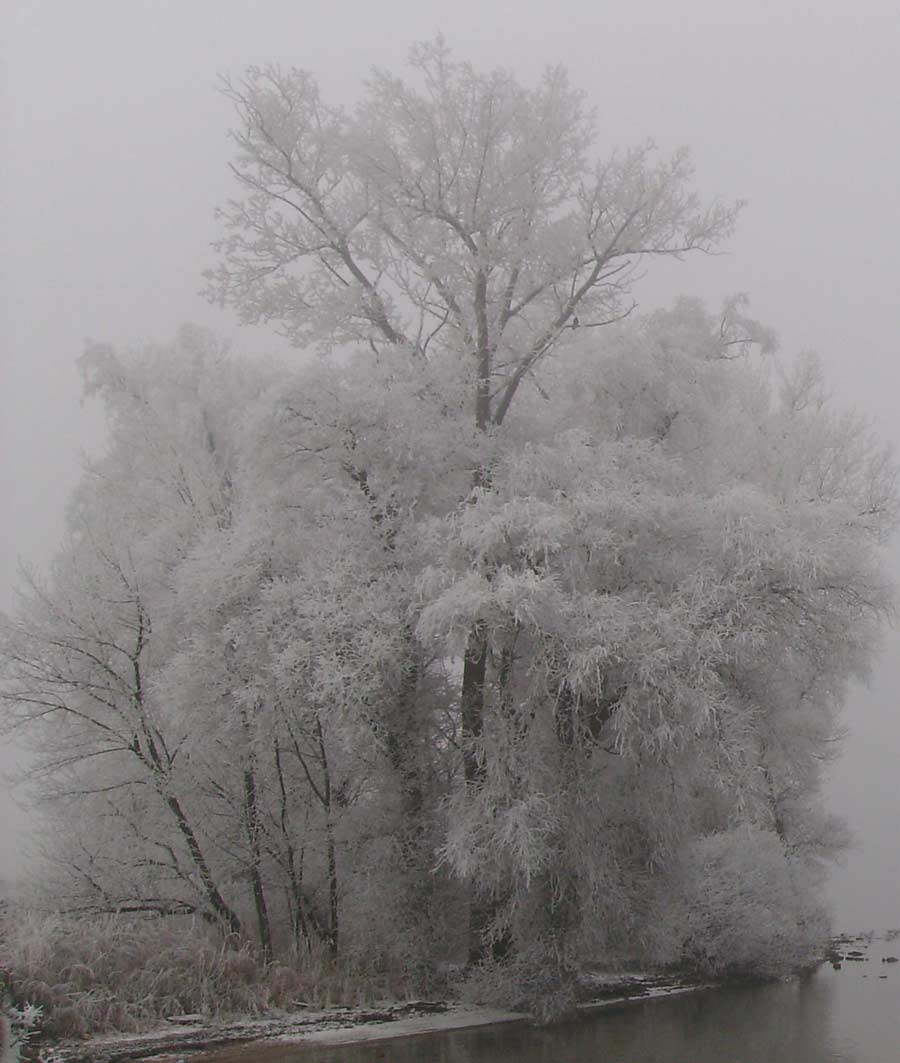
[2,0,899,928]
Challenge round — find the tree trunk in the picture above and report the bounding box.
[325,821,339,957]
[383,682,438,980]
[462,624,501,965]
[162,790,242,936]
[317,721,340,957]
[274,739,315,953]
[522,680,580,994]
[243,763,273,960]
[238,704,272,959]
[460,626,488,790]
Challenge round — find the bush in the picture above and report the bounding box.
[458,943,579,1024]
[675,827,828,979]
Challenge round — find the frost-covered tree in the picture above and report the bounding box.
[2,39,896,1016]
[674,827,830,978]
[2,305,894,1004]
[206,39,741,959]
[0,328,267,935]
[413,300,896,984]
[207,38,740,389]
[1,329,463,965]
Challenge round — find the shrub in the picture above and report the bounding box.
[675,827,829,979]
[458,943,579,1024]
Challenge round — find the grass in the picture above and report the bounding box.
[1,907,403,1039]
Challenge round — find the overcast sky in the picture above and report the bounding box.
[2,0,899,928]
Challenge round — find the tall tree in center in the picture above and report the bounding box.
[207,38,741,959]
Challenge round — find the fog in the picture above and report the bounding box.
[2,0,899,929]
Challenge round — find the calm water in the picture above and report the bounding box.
[197,936,900,1063]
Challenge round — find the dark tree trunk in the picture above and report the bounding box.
[384,688,438,976]
[317,720,340,957]
[243,763,272,960]
[163,791,242,936]
[238,704,272,959]
[461,624,508,965]
[274,738,315,952]
[460,625,488,790]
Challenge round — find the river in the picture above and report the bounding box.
[196,933,900,1063]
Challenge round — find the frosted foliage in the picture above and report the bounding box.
[1,175,896,1003]
[419,430,890,761]
[676,828,829,978]
[207,39,739,432]
[414,300,894,963]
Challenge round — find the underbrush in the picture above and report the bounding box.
[0,907,398,1040]
[674,829,830,981]
[458,944,579,1024]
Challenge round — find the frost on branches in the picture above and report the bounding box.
[2,304,893,1002]
[1,42,897,1019]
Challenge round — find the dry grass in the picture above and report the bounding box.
[1,907,400,1038]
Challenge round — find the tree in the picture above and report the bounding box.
[0,504,243,933]
[2,304,895,1011]
[207,38,740,397]
[206,38,741,959]
[1,328,463,968]
[2,40,896,1019]
[414,301,896,984]
[0,328,266,934]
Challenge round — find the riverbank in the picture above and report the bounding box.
[34,932,900,1063]
[49,972,710,1063]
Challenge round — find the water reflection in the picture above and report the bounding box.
[197,937,900,1063]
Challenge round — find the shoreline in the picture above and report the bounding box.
[50,974,713,1063]
[39,932,894,1062]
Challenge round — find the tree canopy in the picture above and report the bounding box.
[1,42,896,1015]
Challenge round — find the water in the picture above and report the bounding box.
[197,935,900,1063]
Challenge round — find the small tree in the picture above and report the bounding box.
[0,330,255,936]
